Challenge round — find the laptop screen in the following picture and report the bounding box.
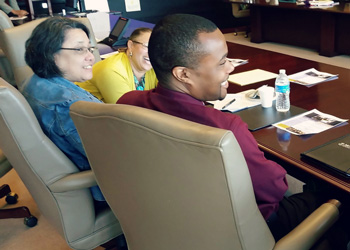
[109,17,129,40]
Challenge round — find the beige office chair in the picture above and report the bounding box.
[0,17,100,88]
[0,18,45,87]
[0,9,13,31]
[0,9,15,86]
[70,101,341,250]
[0,78,123,250]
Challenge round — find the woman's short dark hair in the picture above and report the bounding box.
[25,17,90,79]
[148,14,217,84]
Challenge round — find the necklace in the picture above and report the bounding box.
[134,75,145,91]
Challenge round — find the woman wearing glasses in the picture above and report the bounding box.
[77,27,157,103]
[20,17,106,207]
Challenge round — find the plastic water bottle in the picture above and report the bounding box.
[275,69,290,112]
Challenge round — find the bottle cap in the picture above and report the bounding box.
[279,69,286,74]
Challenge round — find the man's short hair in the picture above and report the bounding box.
[148,14,218,84]
[25,17,90,79]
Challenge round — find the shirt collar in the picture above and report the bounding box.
[155,84,205,106]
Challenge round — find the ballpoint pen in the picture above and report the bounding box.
[221,98,236,110]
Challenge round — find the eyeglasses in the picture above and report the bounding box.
[60,47,96,55]
[131,40,148,49]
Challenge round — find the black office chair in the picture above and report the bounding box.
[231,3,250,38]
[0,149,38,227]
[26,0,53,20]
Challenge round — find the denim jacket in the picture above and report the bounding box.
[20,74,104,201]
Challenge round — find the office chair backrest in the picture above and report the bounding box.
[0,17,100,88]
[0,10,15,86]
[70,101,275,250]
[0,78,120,249]
[0,18,45,87]
[0,10,14,31]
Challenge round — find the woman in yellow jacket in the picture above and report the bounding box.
[77,27,157,103]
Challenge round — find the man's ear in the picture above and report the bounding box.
[172,66,193,85]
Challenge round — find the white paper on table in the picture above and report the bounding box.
[125,0,141,12]
[86,12,111,41]
[9,16,28,20]
[273,109,348,135]
[228,58,248,67]
[85,0,110,12]
[208,89,261,113]
[288,68,338,87]
[228,69,277,86]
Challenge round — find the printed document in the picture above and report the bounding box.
[288,68,338,87]
[273,109,348,135]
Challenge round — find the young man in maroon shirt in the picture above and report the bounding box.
[117,14,348,248]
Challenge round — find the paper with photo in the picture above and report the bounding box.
[288,68,338,87]
[273,109,348,135]
[228,69,277,86]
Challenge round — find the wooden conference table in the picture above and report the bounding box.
[228,0,350,57]
[225,42,350,193]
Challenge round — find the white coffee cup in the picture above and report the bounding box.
[258,86,275,108]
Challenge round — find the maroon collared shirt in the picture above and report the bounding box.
[117,84,288,219]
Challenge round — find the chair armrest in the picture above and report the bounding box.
[49,170,97,192]
[0,157,12,177]
[273,199,340,250]
[231,3,250,18]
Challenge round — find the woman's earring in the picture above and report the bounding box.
[129,51,133,57]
